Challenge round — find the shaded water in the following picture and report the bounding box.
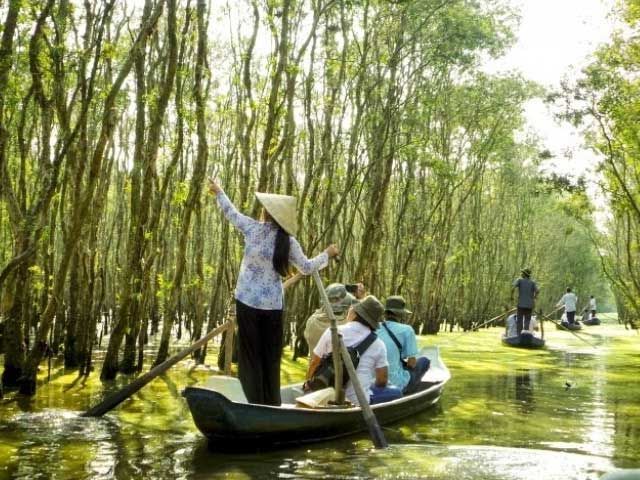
[1,314,639,479]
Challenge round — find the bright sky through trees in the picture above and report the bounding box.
[485,0,616,179]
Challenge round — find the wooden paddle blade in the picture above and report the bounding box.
[83,321,231,417]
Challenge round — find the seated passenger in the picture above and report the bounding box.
[305,295,402,405]
[506,314,518,337]
[507,313,539,336]
[304,283,355,353]
[589,295,597,319]
[376,296,430,396]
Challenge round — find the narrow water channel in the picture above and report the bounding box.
[1,315,638,479]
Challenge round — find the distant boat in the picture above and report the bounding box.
[182,346,450,450]
[581,311,601,326]
[556,321,583,331]
[501,332,545,349]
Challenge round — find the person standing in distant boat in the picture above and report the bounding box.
[208,178,339,406]
[511,268,540,335]
[589,295,597,319]
[557,287,578,325]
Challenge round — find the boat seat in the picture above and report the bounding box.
[280,384,305,404]
[290,386,305,396]
[202,375,248,403]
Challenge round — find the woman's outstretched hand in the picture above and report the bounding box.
[325,244,339,259]
[208,177,222,195]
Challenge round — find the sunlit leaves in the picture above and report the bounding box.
[171,181,189,206]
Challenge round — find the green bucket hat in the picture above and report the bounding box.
[384,295,412,316]
[325,283,347,302]
[335,292,357,313]
[353,295,384,330]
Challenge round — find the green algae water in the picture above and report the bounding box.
[1,314,639,479]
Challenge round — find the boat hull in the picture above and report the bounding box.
[501,333,545,349]
[182,347,449,450]
[583,317,601,326]
[556,321,583,331]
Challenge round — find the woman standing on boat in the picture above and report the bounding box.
[208,178,339,405]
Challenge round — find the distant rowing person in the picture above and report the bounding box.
[557,287,578,325]
[208,178,339,406]
[511,268,539,335]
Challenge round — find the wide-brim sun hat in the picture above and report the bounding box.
[353,295,384,330]
[255,192,298,236]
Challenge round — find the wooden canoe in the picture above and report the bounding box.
[182,346,450,450]
[556,321,583,331]
[583,317,601,326]
[501,332,545,349]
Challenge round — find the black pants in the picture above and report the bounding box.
[235,300,283,406]
[566,311,576,324]
[516,307,532,334]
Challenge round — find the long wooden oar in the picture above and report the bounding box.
[471,308,517,331]
[538,305,563,339]
[83,321,231,417]
[85,273,301,417]
[311,271,345,404]
[311,270,388,449]
[283,272,304,289]
[538,309,598,349]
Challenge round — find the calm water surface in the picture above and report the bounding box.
[1,314,639,479]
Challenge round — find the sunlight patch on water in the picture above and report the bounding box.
[204,443,615,480]
[361,444,613,480]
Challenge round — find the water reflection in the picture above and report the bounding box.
[515,369,534,414]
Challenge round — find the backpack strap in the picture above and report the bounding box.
[382,321,409,369]
[354,332,377,356]
[382,321,403,355]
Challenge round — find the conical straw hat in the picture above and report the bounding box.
[255,192,298,235]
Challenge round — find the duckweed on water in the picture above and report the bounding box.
[1,314,638,479]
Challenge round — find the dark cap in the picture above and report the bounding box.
[384,295,412,316]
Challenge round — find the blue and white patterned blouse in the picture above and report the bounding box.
[217,192,329,310]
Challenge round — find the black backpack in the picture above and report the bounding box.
[305,332,377,392]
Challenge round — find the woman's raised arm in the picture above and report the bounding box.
[208,178,255,234]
